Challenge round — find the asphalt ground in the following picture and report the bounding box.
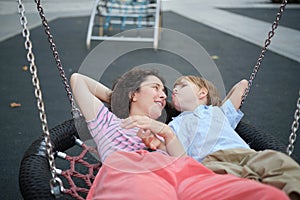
[220,7,300,30]
[0,8,299,200]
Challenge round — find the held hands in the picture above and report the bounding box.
[121,115,186,158]
[137,129,166,151]
[121,115,174,149]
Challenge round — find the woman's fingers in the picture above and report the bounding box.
[121,116,149,129]
[121,115,165,135]
[121,117,136,128]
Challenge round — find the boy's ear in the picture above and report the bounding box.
[198,88,208,99]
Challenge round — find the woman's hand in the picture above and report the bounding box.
[70,73,112,121]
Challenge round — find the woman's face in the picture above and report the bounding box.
[130,75,167,119]
[172,78,200,112]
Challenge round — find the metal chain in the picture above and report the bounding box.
[17,0,64,196]
[34,0,80,117]
[237,0,300,156]
[241,0,288,105]
[286,90,300,156]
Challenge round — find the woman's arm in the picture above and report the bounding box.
[121,116,187,158]
[70,73,112,121]
[222,79,249,110]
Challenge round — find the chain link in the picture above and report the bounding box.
[286,90,300,156]
[34,0,79,116]
[241,0,288,105]
[17,0,63,195]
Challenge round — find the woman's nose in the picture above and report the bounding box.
[160,90,167,99]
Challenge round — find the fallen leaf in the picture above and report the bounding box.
[211,55,219,60]
[10,102,22,108]
[22,65,28,71]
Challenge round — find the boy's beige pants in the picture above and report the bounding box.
[202,148,300,200]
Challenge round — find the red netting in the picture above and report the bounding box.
[57,143,101,200]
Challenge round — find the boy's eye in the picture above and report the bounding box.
[176,83,187,89]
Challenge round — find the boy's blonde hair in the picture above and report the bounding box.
[174,75,221,106]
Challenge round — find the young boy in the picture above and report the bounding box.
[169,76,250,162]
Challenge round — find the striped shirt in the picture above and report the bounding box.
[87,104,146,162]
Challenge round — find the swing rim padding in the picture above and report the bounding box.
[19,119,78,200]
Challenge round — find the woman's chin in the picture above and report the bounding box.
[148,108,164,120]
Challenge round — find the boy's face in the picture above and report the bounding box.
[172,79,200,112]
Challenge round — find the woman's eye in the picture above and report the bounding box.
[152,85,159,90]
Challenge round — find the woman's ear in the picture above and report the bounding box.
[129,91,137,102]
[198,88,208,99]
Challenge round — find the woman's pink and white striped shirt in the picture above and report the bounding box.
[87,104,146,162]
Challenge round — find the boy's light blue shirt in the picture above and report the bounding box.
[169,100,250,162]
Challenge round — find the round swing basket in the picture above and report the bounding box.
[19,119,292,200]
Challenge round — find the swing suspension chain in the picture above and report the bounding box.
[238,0,299,156]
[17,0,64,195]
[241,0,287,105]
[286,90,300,156]
[34,0,81,117]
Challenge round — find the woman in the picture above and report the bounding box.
[70,67,288,200]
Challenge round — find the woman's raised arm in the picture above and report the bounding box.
[70,73,112,121]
